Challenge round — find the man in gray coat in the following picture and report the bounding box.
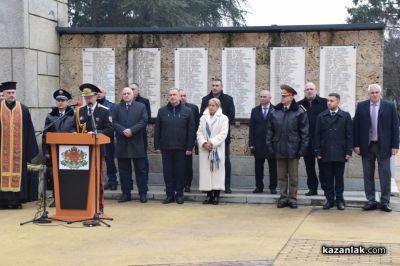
[266,85,309,209]
[113,87,148,203]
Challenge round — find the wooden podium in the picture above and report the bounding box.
[46,132,110,221]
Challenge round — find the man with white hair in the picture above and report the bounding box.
[249,90,277,194]
[353,84,399,212]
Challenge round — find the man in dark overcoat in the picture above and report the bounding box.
[314,93,352,210]
[249,90,277,194]
[113,87,148,203]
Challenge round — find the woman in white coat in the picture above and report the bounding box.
[197,98,229,205]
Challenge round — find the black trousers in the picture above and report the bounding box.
[161,150,186,197]
[254,158,277,190]
[105,142,118,185]
[184,154,193,188]
[321,161,345,203]
[303,155,325,191]
[225,143,232,188]
[118,158,148,196]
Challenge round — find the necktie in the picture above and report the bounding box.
[284,106,288,111]
[125,104,130,127]
[59,113,63,117]
[371,103,378,141]
[262,107,268,118]
[173,107,176,116]
[309,100,312,108]
[331,111,336,117]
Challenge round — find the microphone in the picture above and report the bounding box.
[69,101,82,107]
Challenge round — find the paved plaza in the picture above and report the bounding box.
[2,199,400,265]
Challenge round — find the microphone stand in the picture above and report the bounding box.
[21,106,76,225]
[67,103,113,227]
[35,105,76,137]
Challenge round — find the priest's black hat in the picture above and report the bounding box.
[1,81,17,91]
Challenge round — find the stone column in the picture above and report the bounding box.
[0,0,68,129]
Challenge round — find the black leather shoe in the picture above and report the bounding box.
[277,200,288,208]
[8,203,22,209]
[381,203,392,212]
[337,202,345,210]
[162,195,175,204]
[203,196,213,204]
[323,201,334,209]
[184,186,191,193]
[176,196,184,204]
[203,192,213,204]
[362,202,377,211]
[252,188,263,193]
[288,201,298,209]
[224,187,232,194]
[212,197,220,205]
[270,189,277,194]
[118,194,131,203]
[305,190,318,196]
[104,183,117,191]
[139,195,148,203]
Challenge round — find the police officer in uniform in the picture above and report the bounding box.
[75,83,113,212]
[43,89,75,207]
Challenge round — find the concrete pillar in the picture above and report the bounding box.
[0,0,68,129]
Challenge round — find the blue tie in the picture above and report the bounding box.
[125,104,130,127]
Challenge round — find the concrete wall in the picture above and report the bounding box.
[0,0,68,130]
[57,27,384,178]
[59,28,384,154]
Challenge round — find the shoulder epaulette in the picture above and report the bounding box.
[299,105,307,112]
[97,103,109,110]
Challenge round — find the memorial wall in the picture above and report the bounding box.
[58,24,384,155]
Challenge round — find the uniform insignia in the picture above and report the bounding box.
[98,103,109,110]
[58,90,63,95]
[80,116,84,121]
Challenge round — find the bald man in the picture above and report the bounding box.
[297,82,327,196]
[249,90,277,194]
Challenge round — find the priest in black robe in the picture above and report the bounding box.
[0,81,39,209]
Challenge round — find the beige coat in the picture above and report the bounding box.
[197,108,229,191]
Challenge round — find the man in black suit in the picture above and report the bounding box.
[130,83,151,189]
[314,93,352,210]
[75,83,113,212]
[179,89,200,192]
[113,87,148,203]
[297,82,327,196]
[154,88,195,204]
[249,90,277,194]
[200,78,235,193]
[353,84,399,212]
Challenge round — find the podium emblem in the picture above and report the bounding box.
[59,145,89,170]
